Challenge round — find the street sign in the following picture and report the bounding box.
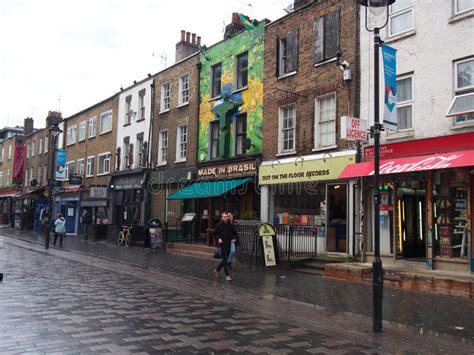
[341,116,368,141]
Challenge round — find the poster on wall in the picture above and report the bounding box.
[55,149,67,180]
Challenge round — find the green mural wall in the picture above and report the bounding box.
[198,22,264,162]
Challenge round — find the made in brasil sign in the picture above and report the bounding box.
[382,44,398,131]
[55,149,67,181]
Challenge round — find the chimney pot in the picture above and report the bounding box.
[191,33,196,45]
[232,12,239,24]
[180,30,185,41]
[186,32,191,43]
[197,36,201,46]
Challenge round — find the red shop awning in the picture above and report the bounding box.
[339,149,474,179]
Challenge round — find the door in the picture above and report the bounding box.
[398,189,426,259]
[326,183,348,253]
[65,201,77,234]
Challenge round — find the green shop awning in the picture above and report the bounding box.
[167,178,251,200]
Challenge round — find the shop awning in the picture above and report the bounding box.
[167,178,252,200]
[338,149,474,179]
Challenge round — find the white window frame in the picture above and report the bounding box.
[158,130,168,166]
[65,161,75,181]
[314,93,337,149]
[454,0,474,15]
[44,136,49,153]
[39,137,43,155]
[389,0,414,37]
[454,57,474,92]
[89,117,97,138]
[125,95,132,124]
[178,75,190,106]
[97,152,112,176]
[8,145,12,160]
[175,125,187,162]
[86,155,95,177]
[160,82,171,113]
[26,143,30,158]
[0,148,4,163]
[66,125,77,146]
[278,105,297,154]
[396,74,414,130]
[99,110,113,135]
[136,133,144,167]
[31,141,35,157]
[139,91,146,120]
[77,159,85,177]
[23,169,28,187]
[78,121,87,142]
[43,165,47,185]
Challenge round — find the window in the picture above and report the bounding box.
[44,136,49,153]
[99,110,113,134]
[236,52,248,89]
[136,132,144,167]
[315,94,336,148]
[455,58,474,92]
[210,121,220,159]
[161,82,171,112]
[123,136,130,168]
[277,31,298,77]
[178,75,189,105]
[89,117,97,138]
[66,125,77,145]
[455,0,474,14]
[77,159,85,176]
[98,153,111,175]
[39,138,43,155]
[65,161,75,180]
[26,143,30,158]
[314,10,339,64]
[397,76,413,129]
[125,95,132,124]
[29,167,33,180]
[235,114,247,156]
[211,64,222,98]
[86,156,95,177]
[279,105,296,153]
[158,130,168,165]
[8,145,11,160]
[389,0,414,37]
[79,121,86,141]
[43,165,47,184]
[139,89,146,120]
[31,141,35,156]
[449,93,474,124]
[176,125,187,161]
[0,148,3,162]
[24,169,28,187]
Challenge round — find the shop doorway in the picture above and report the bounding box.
[397,188,426,260]
[326,184,348,253]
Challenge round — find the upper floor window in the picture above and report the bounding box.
[454,0,474,14]
[86,156,95,177]
[278,105,296,153]
[236,52,248,89]
[449,59,474,124]
[8,145,11,160]
[77,159,85,177]
[235,114,247,156]
[26,143,30,158]
[31,141,35,156]
[139,89,146,120]
[39,137,43,155]
[43,165,47,184]
[210,121,220,160]
[211,64,222,98]
[79,121,87,142]
[277,31,298,77]
[89,117,97,138]
[66,125,77,145]
[99,110,113,134]
[65,161,75,180]
[179,75,189,105]
[0,148,4,162]
[315,94,336,148]
[397,75,413,130]
[314,10,339,64]
[44,136,49,153]
[136,132,144,167]
[161,82,171,112]
[123,136,130,168]
[455,57,474,92]
[389,0,414,37]
[98,152,111,175]
[125,95,132,124]
[158,130,168,165]
[176,125,187,162]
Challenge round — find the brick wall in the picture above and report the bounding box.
[23,127,53,187]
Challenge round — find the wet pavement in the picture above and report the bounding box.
[1,227,474,353]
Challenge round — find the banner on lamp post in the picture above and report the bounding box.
[13,144,26,183]
[381,44,398,131]
[55,149,67,181]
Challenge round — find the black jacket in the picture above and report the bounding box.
[214,221,238,254]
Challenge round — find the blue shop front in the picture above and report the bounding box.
[54,186,82,235]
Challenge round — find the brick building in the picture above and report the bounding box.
[259,0,360,255]
[0,134,22,226]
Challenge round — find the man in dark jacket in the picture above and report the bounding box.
[213,212,237,281]
[80,209,92,240]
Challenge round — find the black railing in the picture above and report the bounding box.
[234,220,261,257]
[164,218,183,243]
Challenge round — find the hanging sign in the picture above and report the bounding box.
[382,44,398,131]
[55,149,67,180]
[341,116,368,141]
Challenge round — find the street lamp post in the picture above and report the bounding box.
[358,0,395,333]
[45,122,63,250]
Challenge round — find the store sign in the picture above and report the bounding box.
[198,160,257,179]
[69,175,83,185]
[259,155,355,185]
[341,116,367,141]
[112,174,143,190]
[90,186,108,199]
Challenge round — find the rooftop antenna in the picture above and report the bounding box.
[57,95,62,112]
[283,3,294,13]
[152,51,167,69]
[222,20,226,35]
[237,1,253,17]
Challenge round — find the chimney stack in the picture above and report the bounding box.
[293,0,314,11]
[197,36,201,46]
[186,32,191,43]
[24,117,34,135]
[175,30,201,62]
[45,111,63,128]
[180,30,186,41]
[191,33,196,45]
[224,12,246,39]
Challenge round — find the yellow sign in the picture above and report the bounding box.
[258,223,275,237]
[258,155,355,185]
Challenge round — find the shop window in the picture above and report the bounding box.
[277,30,298,77]
[315,93,336,148]
[397,75,413,130]
[211,63,222,98]
[389,0,414,37]
[314,10,339,64]
[210,121,220,160]
[433,169,470,259]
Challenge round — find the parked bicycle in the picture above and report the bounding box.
[117,225,132,247]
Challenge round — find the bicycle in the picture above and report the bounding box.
[117,225,132,247]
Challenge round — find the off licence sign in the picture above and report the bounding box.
[341,116,367,141]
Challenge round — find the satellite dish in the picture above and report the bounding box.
[283,3,294,14]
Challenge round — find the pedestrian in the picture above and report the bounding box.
[53,213,66,247]
[227,213,239,270]
[213,212,237,282]
[80,209,92,240]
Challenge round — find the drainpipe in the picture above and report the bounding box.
[147,78,155,169]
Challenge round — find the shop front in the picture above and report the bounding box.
[167,159,259,243]
[0,188,21,226]
[79,185,111,240]
[339,134,474,272]
[54,186,82,235]
[13,186,47,232]
[259,151,357,255]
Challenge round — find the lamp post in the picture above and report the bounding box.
[45,122,63,249]
[358,0,395,333]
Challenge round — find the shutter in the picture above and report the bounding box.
[325,10,340,60]
[276,36,280,77]
[287,30,296,73]
[314,17,324,63]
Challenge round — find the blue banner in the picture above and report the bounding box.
[381,44,398,131]
[55,149,67,180]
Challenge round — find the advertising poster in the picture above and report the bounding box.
[13,144,26,182]
[382,44,398,131]
[55,149,67,180]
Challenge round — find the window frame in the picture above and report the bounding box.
[77,159,85,177]
[277,31,298,78]
[211,63,222,98]
[125,95,132,124]
[314,10,340,64]
[454,57,474,92]
[99,110,113,135]
[178,74,190,106]
[78,121,87,142]
[160,82,171,113]
[314,93,337,149]
[396,74,414,130]
[136,132,144,167]
[88,117,97,138]
[158,130,168,166]
[139,90,146,120]
[31,141,35,157]
[39,137,43,155]
[97,152,112,176]
[278,104,297,154]
[86,155,95,177]
[66,125,77,146]
[209,121,220,160]
[236,52,249,90]
[175,125,188,162]
[454,0,474,15]
[44,136,49,153]
[65,160,75,180]
[8,145,11,160]
[388,0,414,37]
[235,114,247,156]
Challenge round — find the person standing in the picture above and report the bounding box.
[80,209,91,240]
[53,213,66,247]
[213,212,237,281]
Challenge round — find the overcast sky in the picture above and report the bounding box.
[0,0,289,129]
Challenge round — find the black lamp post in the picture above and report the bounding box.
[358,0,395,333]
[45,122,63,249]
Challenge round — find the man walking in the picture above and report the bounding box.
[213,212,238,282]
[80,209,91,240]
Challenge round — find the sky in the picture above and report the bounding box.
[0,0,290,129]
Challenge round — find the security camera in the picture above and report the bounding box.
[339,60,350,70]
